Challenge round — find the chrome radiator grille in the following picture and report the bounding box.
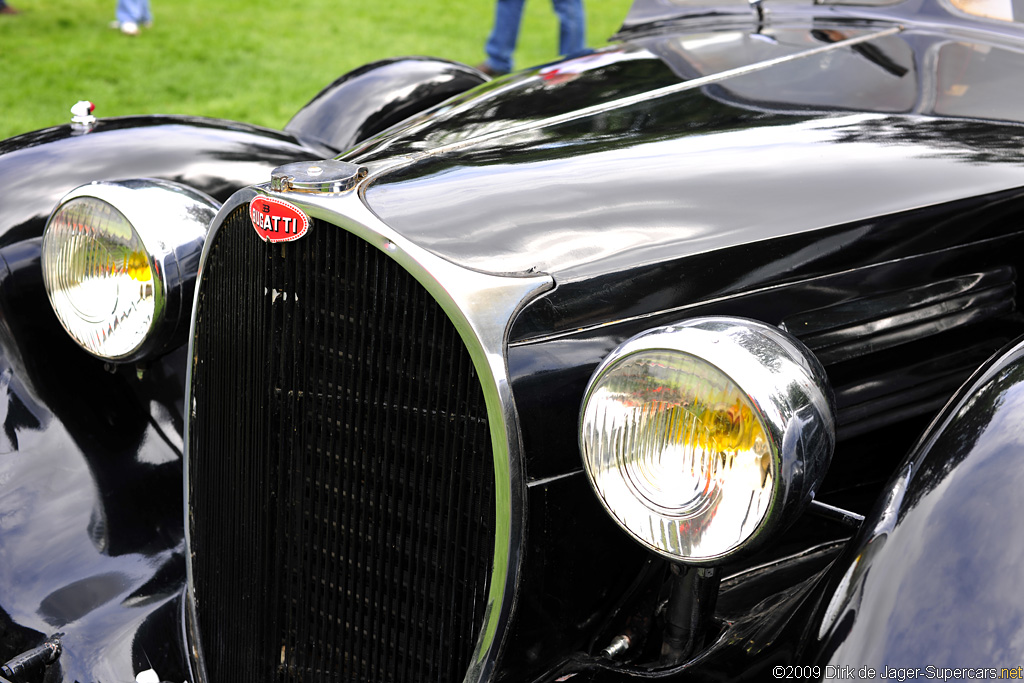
[187,205,496,683]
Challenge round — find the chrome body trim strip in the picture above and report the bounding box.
[808,499,866,528]
[527,468,585,488]
[183,183,553,683]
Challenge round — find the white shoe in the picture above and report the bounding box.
[120,20,139,35]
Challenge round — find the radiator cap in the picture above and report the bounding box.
[270,160,367,194]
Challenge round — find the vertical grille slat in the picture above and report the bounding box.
[189,206,496,683]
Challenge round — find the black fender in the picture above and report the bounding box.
[284,56,487,154]
[810,335,1024,669]
[0,113,322,683]
[0,115,321,247]
[0,238,190,682]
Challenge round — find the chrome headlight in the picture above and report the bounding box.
[41,179,219,362]
[580,317,835,565]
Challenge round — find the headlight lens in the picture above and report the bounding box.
[43,197,158,359]
[42,179,219,362]
[580,317,835,564]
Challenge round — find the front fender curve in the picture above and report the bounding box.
[0,239,189,682]
[811,335,1024,667]
[284,56,488,154]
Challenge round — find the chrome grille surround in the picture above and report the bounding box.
[183,181,553,683]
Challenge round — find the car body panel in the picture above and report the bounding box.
[357,22,1024,282]
[285,57,488,154]
[352,21,1024,344]
[810,335,1024,670]
[0,240,189,682]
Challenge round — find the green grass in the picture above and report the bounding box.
[0,0,632,140]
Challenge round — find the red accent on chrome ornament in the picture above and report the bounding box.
[249,196,310,243]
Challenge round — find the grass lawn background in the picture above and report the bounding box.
[0,0,633,140]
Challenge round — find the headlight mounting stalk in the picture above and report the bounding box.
[660,564,720,665]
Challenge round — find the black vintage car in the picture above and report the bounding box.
[3,0,1024,681]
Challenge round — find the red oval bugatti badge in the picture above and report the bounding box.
[249,196,310,243]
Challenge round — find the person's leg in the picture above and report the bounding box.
[116,0,149,23]
[552,0,585,58]
[484,0,526,73]
[115,0,134,24]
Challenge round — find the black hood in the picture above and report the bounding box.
[351,22,1024,289]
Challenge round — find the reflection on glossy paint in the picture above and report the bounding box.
[366,107,1024,283]
[816,340,1024,667]
[363,23,1024,292]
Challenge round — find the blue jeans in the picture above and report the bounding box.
[116,0,151,24]
[484,0,585,73]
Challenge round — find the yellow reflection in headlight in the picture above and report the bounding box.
[125,250,153,282]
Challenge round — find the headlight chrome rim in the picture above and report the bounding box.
[579,316,836,565]
[42,179,219,362]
